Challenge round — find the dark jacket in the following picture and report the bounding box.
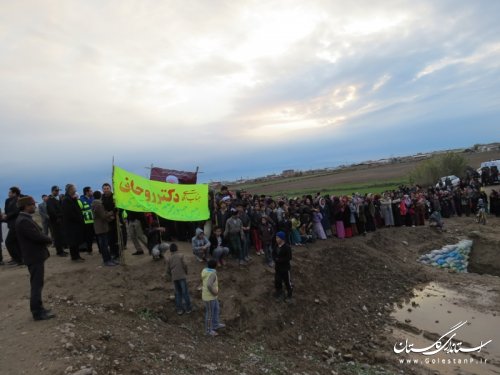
[209,233,229,255]
[91,199,113,235]
[102,193,117,223]
[38,201,49,221]
[47,195,63,223]
[259,221,275,246]
[15,212,51,265]
[165,252,188,281]
[4,196,20,229]
[62,194,85,246]
[272,242,292,271]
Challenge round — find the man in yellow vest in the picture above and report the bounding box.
[78,187,95,254]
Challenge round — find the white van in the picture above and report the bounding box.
[436,175,460,188]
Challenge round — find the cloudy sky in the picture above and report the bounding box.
[1,0,500,202]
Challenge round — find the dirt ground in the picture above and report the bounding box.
[1,214,500,375]
[236,151,500,195]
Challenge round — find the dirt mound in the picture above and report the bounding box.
[468,229,500,277]
[1,216,500,374]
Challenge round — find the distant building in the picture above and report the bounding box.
[282,169,295,177]
[478,143,500,152]
[411,154,429,160]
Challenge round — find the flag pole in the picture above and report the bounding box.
[111,157,125,265]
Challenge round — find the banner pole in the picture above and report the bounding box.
[111,157,125,265]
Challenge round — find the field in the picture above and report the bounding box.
[1,149,500,375]
[1,216,500,374]
[229,150,500,196]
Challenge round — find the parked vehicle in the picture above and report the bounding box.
[479,160,500,185]
[436,175,461,189]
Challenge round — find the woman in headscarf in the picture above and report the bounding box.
[332,197,345,239]
[400,194,412,227]
[348,196,359,236]
[318,197,331,238]
[391,192,402,227]
[342,197,352,238]
[380,192,394,227]
[312,204,327,240]
[373,194,383,228]
[415,193,426,226]
[365,195,376,232]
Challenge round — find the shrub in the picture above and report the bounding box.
[409,153,467,186]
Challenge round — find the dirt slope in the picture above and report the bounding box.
[1,216,500,375]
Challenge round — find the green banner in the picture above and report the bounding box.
[113,166,209,222]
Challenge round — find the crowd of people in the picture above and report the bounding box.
[0,175,496,328]
[204,179,492,262]
[1,177,493,268]
[0,184,127,267]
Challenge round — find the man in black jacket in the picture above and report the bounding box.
[46,186,68,257]
[102,183,120,260]
[3,186,23,265]
[272,231,293,301]
[61,184,85,261]
[15,196,55,321]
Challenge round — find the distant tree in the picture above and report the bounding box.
[409,152,467,186]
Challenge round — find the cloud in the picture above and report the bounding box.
[414,43,500,80]
[372,74,391,92]
[1,0,500,202]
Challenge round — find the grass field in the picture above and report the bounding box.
[228,150,500,197]
[272,178,410,197]
[231,170,411,197]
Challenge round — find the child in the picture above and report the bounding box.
[429,210,444,230]
[191,228,210,262]
[201,259,225,336]
[290,213,302,246]
[273,231,293,301]
[259,215,275,267]
[147,221,166,255]
[209,227,230,266]
[165,243,192,315]
[312,206,327,240]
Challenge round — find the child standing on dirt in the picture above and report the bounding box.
[165,243,192,315]
[201,259,225,336]
[273,231,293,301]
[259,215,275,267]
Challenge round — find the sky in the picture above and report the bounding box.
[1,0,500,203]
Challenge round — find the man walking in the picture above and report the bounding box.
[15,196,55,321]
